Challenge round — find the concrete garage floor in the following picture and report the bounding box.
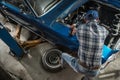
[0,15,120,80]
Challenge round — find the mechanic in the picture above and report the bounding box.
[61,7,109,80]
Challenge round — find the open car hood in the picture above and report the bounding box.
[98,0,120,9]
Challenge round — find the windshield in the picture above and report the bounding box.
[30,0,61,16]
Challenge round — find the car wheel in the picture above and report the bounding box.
[39,43,63,72]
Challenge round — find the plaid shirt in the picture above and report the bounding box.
[76,21,108,68]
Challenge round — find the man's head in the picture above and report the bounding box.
[84,10,99,22]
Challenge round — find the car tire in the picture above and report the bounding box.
[39,43,63,72]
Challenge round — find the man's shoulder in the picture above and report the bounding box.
[97,24,109,35]
[98,24,108,31]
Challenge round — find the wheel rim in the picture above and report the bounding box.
[44,49,62,68]
[48,53,59,65]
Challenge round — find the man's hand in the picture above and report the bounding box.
[70,24,77,35]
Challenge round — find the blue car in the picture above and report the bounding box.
[0,0,120,72]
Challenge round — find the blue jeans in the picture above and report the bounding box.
[61,53,100,80]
